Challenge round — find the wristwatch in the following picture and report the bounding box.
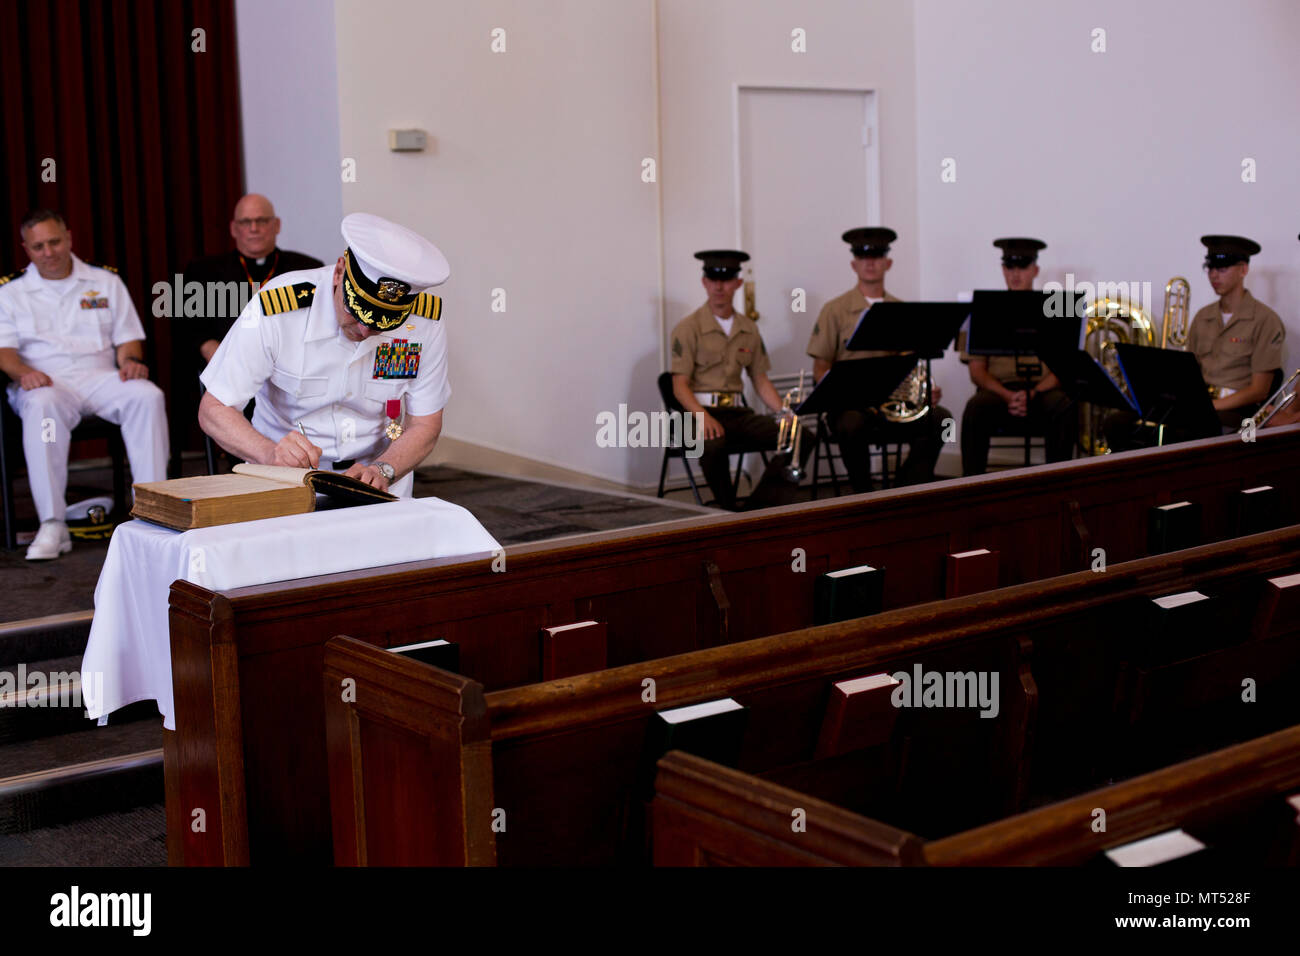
[374,462,396,481]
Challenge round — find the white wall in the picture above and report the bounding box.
[235,0,343,264]
[323,0,919,487]
[238,0,1300,486]
[915,0,1300,421]
[332,0,661,485]
[658,0,920,381]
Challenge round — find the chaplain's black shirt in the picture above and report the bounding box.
[180,247,324,353]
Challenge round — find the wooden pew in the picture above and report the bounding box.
[925,723,1300,866]
[168,428,1300,865]
[649,724,1300,866]
[323,525,1300,866]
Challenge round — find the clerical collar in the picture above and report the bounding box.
[239,249,280,289]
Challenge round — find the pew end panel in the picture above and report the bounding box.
[167,583,248,866]
[323,636,496,866]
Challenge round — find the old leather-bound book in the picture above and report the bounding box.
[131,464,396,531]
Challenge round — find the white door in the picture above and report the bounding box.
[736,87,876,380]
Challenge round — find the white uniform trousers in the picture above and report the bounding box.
[8,368,169,523]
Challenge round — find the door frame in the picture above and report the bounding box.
[730,84,881,247]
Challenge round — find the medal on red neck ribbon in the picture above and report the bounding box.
[385,399,403,440]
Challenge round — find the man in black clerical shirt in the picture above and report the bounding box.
[184,194,324,362]
[172,194,322,474]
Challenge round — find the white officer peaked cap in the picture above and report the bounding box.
[341,212,450,291]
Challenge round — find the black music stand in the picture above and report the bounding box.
[1114,344,1221,444]
[845,302,972,357]
[1037,347,1136,414]
[844,301,971,419]
[968,290,1086,381]
[794,354,920,416]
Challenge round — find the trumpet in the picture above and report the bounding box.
[775,370,806,481]
[1160,276,1191,349]
[1245,368,1300,429]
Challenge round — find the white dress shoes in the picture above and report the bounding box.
[26,520,72,561]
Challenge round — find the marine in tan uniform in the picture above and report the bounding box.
[1106,235,1284,448]
[670,249,810,510]
[961,237,1076,474]
[1263,234,1300,428]
[807,227,952,492]
[1189,235,1284,426]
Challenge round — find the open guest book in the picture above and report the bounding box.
[131,464,398,531]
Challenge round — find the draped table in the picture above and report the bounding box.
[80,497,500,730]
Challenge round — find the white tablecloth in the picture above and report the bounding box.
[81,498,500,730]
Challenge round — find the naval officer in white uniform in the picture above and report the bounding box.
[0,209,168,560]
[198,213,451,498]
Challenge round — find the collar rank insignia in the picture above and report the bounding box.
[259,281,316,316]
[373,338,421,379]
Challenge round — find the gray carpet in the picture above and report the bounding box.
[0,803,166,866]
[0,460,704,623]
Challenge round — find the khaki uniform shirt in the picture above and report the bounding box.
[984,353,1046,384]
[962,322,1048,386]
[1186,289,1284,391]
[670,304,770,393]
[806,287,902,363]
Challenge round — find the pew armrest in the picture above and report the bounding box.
[651,750,924,866]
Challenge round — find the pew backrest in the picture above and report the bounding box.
[167,429,1300,864]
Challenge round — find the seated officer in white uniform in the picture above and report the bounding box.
[198,213,450,497]
[0,209,168,560]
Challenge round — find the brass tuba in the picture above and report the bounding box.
[1160,276,1191,349]
[1081,297,1155,454]
[879,360,930,423]
[1160,276,1221,397]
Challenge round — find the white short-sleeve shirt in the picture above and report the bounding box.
[200,265,450,465]
[0,256,145,374]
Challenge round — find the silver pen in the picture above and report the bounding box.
[296,421,307,437]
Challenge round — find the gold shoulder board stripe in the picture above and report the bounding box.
[412,293,442,320]
[89,263,119,274]
[0,270,25,286]
[259,282,316,315]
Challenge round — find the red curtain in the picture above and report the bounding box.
[0,0,244,444]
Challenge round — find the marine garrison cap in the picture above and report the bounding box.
[694,249,750,280]
[842,227,897,258]
[1201,235,1260,268]
[993,237,1046,268]
[340,213,450,331]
